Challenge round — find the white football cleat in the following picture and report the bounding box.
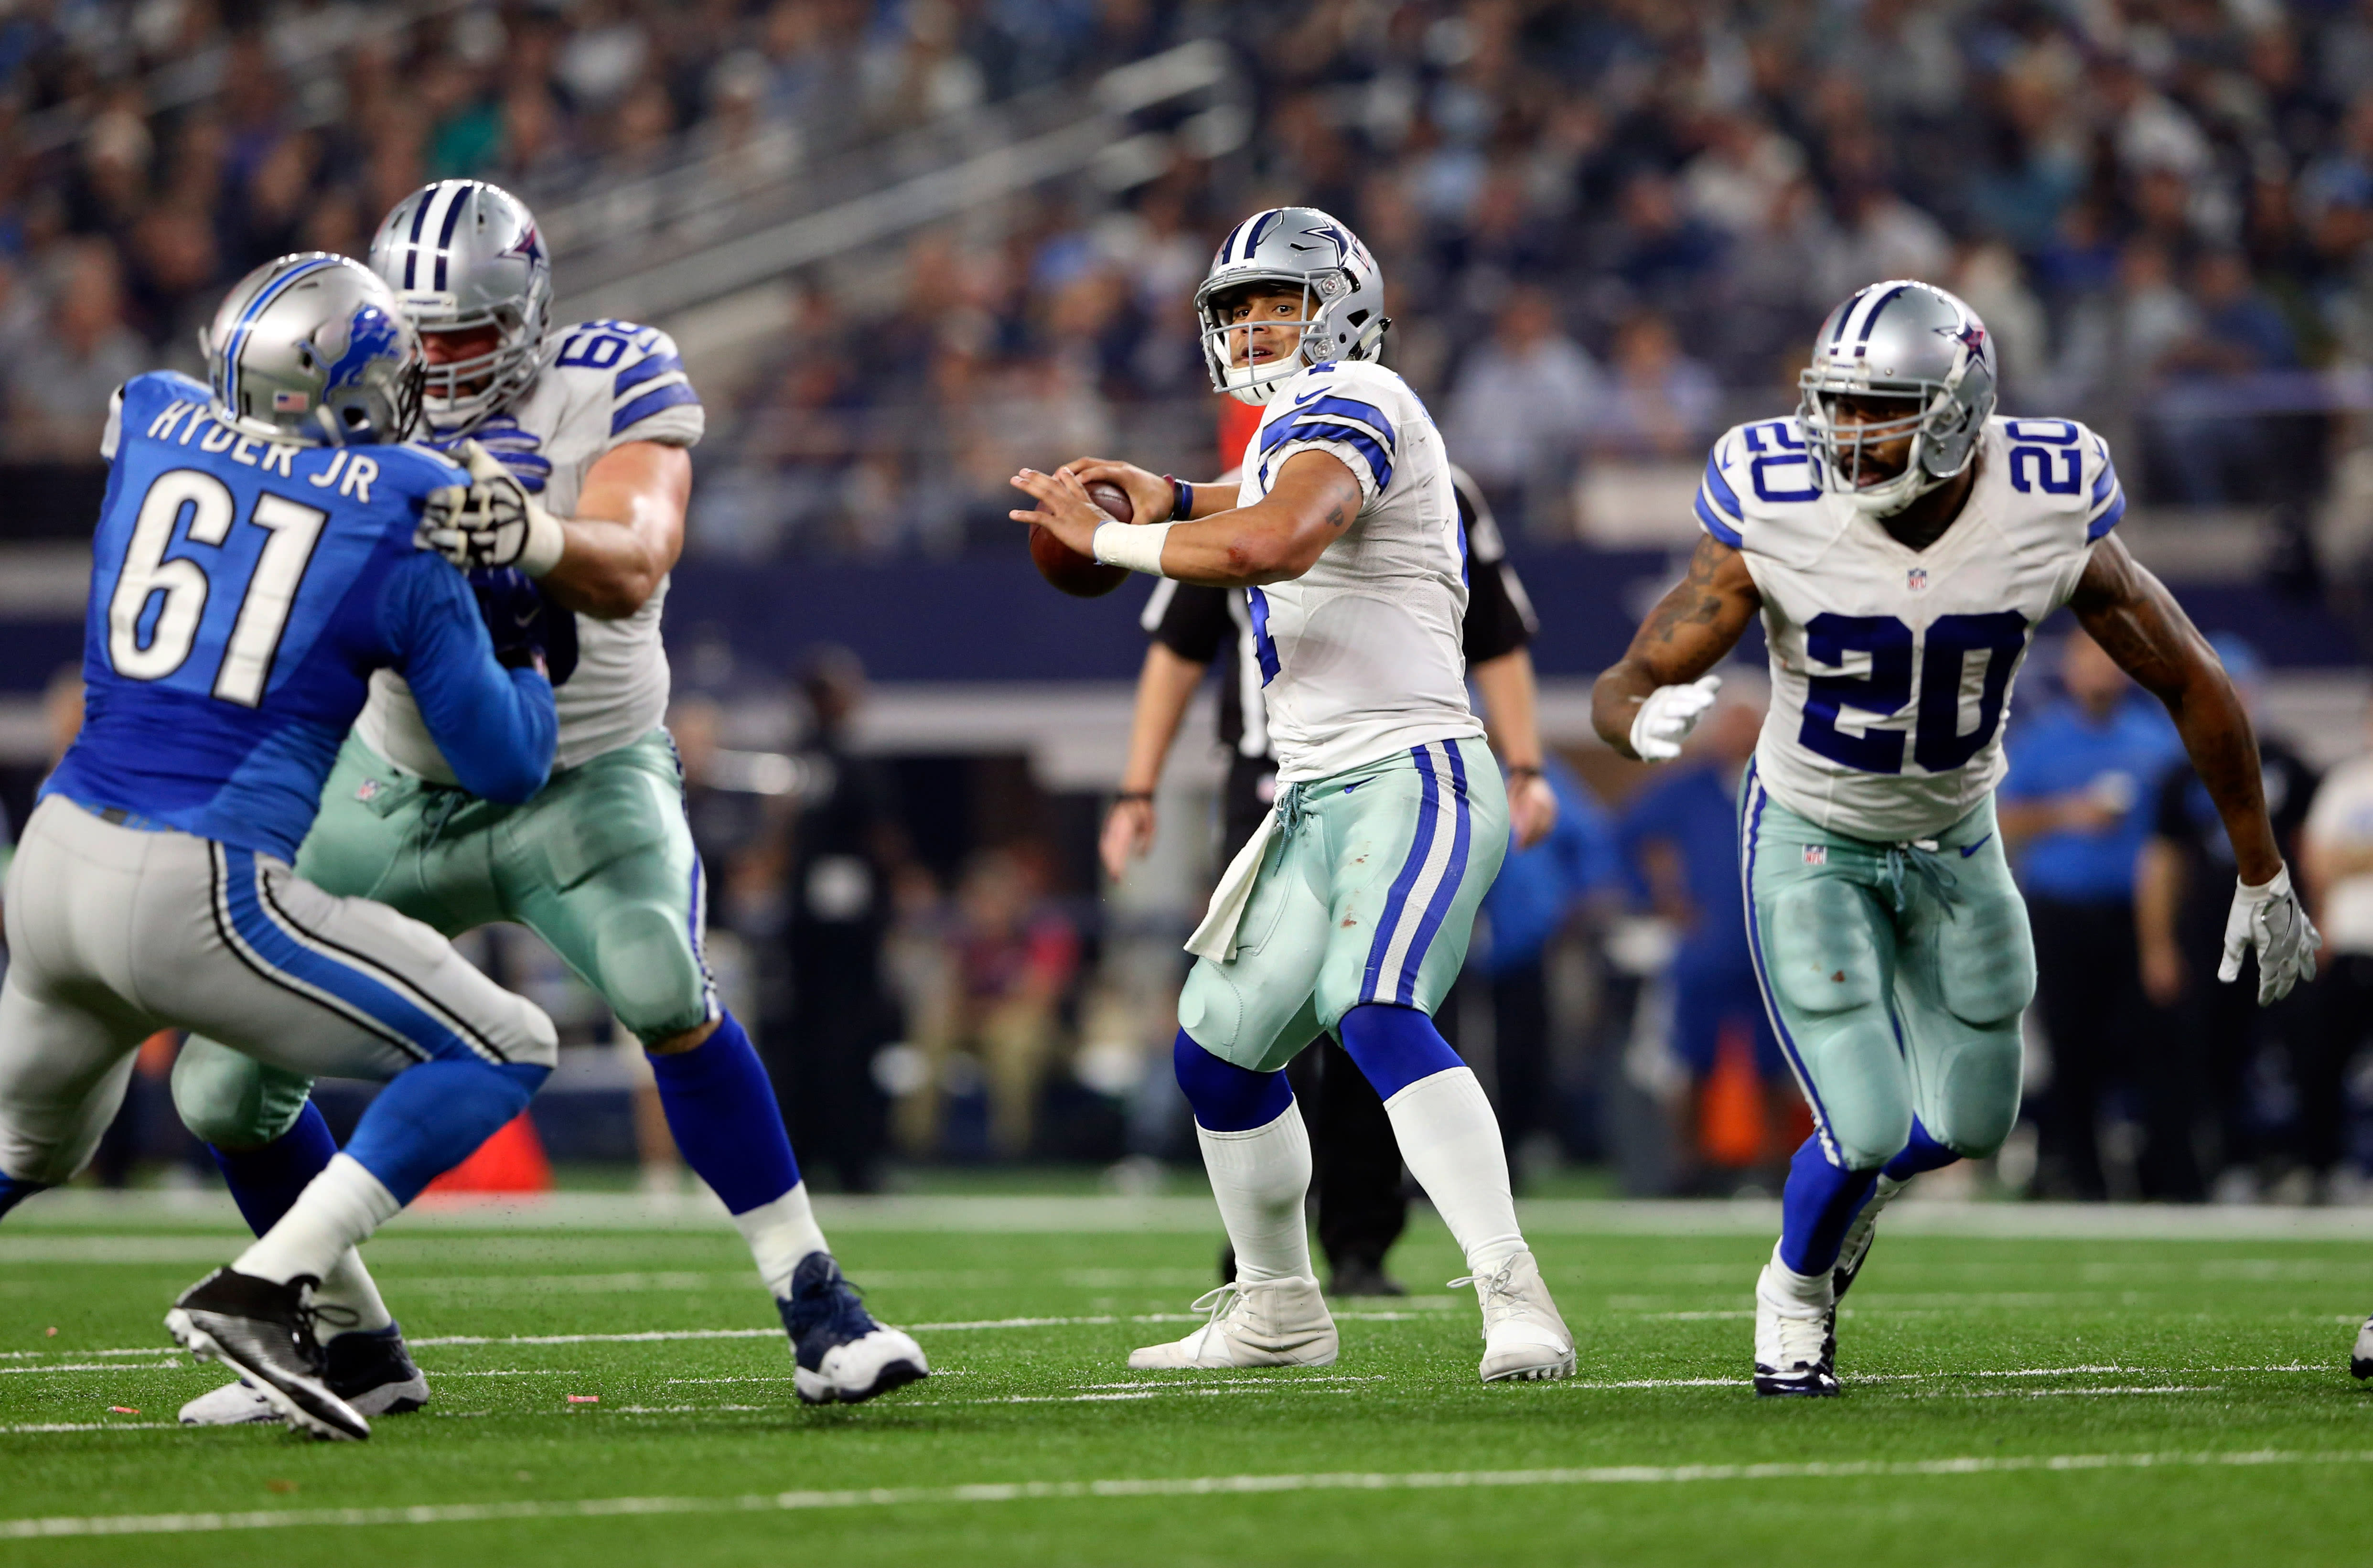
[2352,1313,2372,1380]
[1127,1278,1338,1369]
[1452,1251,1575,1383]
[1753,1257,1838,1397]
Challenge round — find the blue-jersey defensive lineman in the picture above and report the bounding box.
[0,252,562,1442]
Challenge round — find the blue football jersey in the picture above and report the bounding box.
[44,370,558,859]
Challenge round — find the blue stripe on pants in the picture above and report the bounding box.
[1738,763,1840,1162]
[216,847,477,1063]
[1394,742,1472,1006]
[1361,746,1442,1003]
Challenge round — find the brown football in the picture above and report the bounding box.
[1029,478,1133,598]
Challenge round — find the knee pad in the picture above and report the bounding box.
[1938,888,2038,1027]
[1764,880,1885,1016]
[170,1038,315,1150]
[594,903,710,1044]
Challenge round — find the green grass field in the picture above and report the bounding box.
[5,1192,2371,1567]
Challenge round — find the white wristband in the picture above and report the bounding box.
[1093,520,1173,576]
[518,501,567,577]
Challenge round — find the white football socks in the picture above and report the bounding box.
[311,1248,395,1334]
[1383,1067,1526,1276]
[1198,1103,1314,1284]
[731,1181,832,1300]
[234,1154,399,1288]
[1765,1240,1834,1310]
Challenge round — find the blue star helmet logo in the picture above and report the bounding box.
[322,304,400,392]
[1940,317,1987,359]
[1293,222,1350,261]
[506,223,545,267]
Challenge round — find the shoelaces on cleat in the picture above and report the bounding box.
[1447,1257,1526,1333]
[1765,1300,1831,1372]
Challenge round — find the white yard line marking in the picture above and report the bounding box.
[8,1450,2372,1537]
[0,1363,208,1376]
[0,1421,179,1435]
[1948,1386,2220,1399]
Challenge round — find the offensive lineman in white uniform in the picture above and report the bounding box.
[172,181,924,1422]
[1011,206,1574,1383]
[1591,280,2320,1395]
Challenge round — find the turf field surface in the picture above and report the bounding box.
[4,1193,2371,1567]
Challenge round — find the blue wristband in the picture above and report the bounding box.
[1165,476,1193,522]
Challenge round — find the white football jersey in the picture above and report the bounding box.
[355,320,703,780]
[1700,413,2125,841]
[1231,359,1483,782]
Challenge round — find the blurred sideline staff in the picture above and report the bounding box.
[1103,464,1550,1297]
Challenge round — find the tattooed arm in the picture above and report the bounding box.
[1009,450,1364,588]
[2069,535,2283,886]
[1591,533,1764,759]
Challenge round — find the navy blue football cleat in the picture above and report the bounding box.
[781,1253,928,1406]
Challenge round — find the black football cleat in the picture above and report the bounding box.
[165,1268,370,1440]
[180,1321,429,1426]
[2352,1314,2373,1381]
[782,1253,928,1406]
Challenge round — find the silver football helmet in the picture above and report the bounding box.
[1196,206,1389,405]
[202,253,423,446]
[368,179,553,434]
[1797,279,1997,516]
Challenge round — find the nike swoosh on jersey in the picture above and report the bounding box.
[1958,834,1993,858]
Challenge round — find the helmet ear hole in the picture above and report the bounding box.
[1347,309,1370,329]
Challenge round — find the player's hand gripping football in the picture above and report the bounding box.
[2219,866,2321,1005]
[420,440,566,577]
[1628,674,1722,763]
[1008,465,1111,556]
[1061,459,1175,530]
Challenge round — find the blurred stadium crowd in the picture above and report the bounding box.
[6,0,2373,1203]
[6,0,2373,551]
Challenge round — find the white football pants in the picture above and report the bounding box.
[0,796,555,1186]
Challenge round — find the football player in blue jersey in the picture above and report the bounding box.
[169,180,924,1427]
[0,253,563,1439]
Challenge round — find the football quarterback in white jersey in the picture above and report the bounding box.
[170,180,925,1426]
[1012,206,1573,1384]
[1591,279,2319,1395]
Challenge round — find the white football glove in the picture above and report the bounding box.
[2218,866,2321,1006]
[419,439,566,576]
[1628,674,1722,762]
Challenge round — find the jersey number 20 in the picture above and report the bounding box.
[1799,611,2028,775]
[107,468,327,707]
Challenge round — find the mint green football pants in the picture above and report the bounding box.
[172,729,716,1149]
[1179,736,1507,1074]
[1740,763,2034,1172]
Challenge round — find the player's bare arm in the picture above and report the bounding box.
[2068,535,2281,886]
[1590,533,1762,760]
[542,439,692,620]
[1009,448,1363,588]
[2070,532,2318,1002]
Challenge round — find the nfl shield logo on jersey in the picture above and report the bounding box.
[1802,844,1827,866]
[1906,567,1928,592]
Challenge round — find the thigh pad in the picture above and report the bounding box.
[1763,878,1885,1016]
